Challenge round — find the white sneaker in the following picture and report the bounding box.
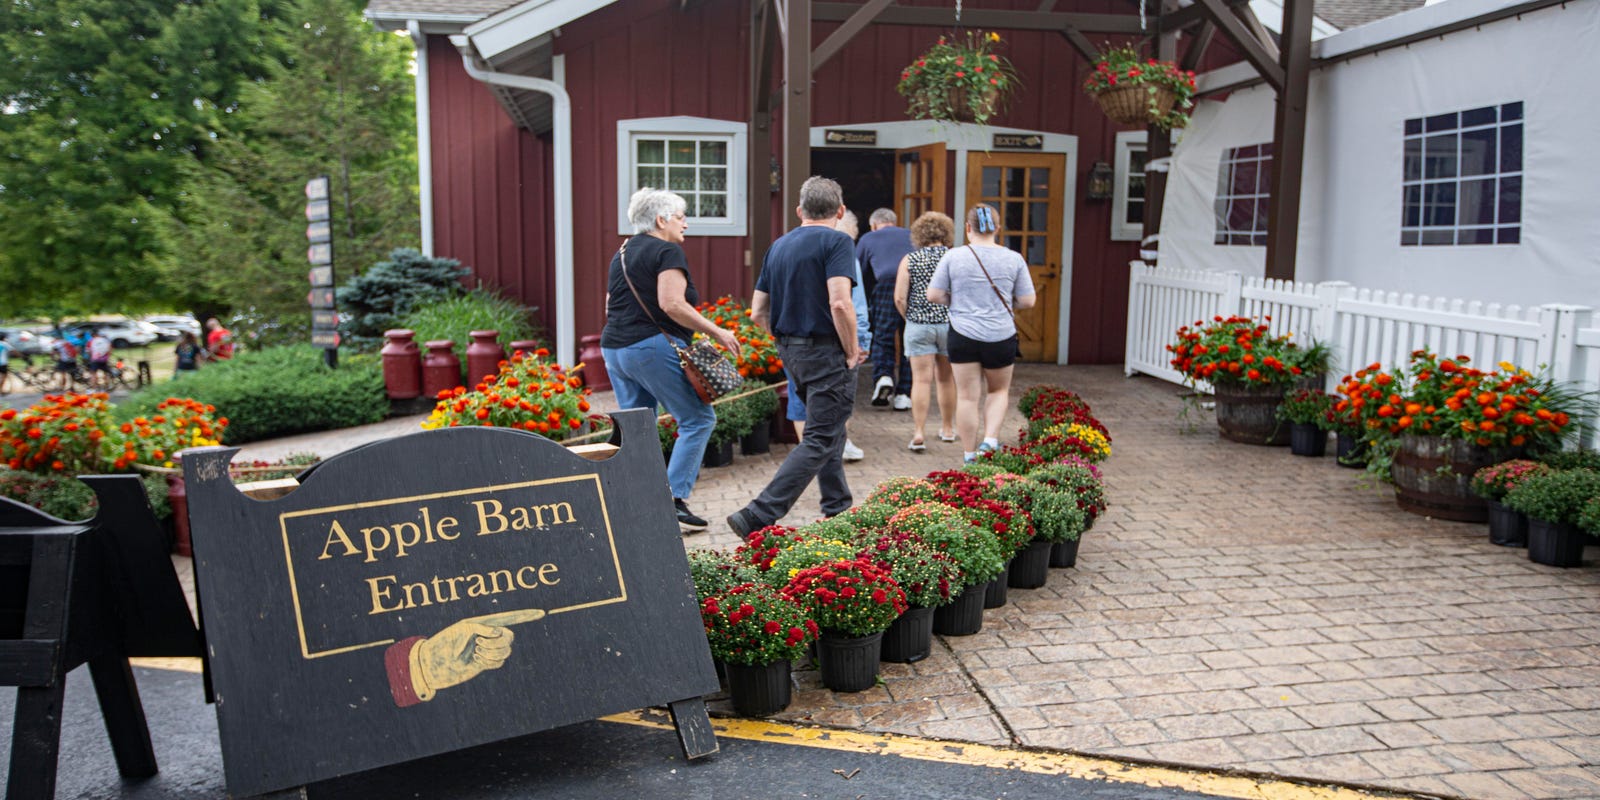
[871,376,893,406]
[891,394,911,411]
[842,440,865,461]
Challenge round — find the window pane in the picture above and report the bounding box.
[1126,199,1144,225]
[1255,198,1271,233]
[700,194,726,217]
[667,140,696,164]
[1005,235,1023,252]
[668,167,696,191]
[637,166,665,188]
[1461,106,1498,127]
[1499,176,1522,224]
[1459,178,1496,226]
[1501,102,1523,122]
[1028,201,1048,233]
[1028,168,1049,198]
[1425,112,1458,132]
[1005,168,1026,197]
[1421,229,1454,245]
[1424,183,1456,226]
[1458,228,1495,245]
[1401,230,1420,246]
[1216,162,1233,197]
[1128,174,1146,201]
[1255,158,1272,193]
[1130,151,1148,173]
[1252,233,1269,246]
[1236,144,1259,159]
[699,141,727,165]
[1424,134,1458,179]
[1230,233,1253,245]
[1231,160,1257,195]
[1227,198,1254,232]
[1026,235,1045,264]
[701,167,727,192]
[1403,138,1423,182]
[1404,118,1423,135]
[1459,128,1496,177]
[1403,185,1421,228]
[1004,201,1024,231]
[1497,227,1521,244]
[1500,123,1523,172]
[636,139,665,164]
[681,194,698,216]
[981,167,1001,197]
[1213,198,1229,231]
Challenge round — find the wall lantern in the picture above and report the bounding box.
[769,156,782,194]
[1085,160,1115,201]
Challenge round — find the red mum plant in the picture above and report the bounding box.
[926,469,1034,556]
[1167,315,1311,388]
[422,349,592,441]
[886,501,1004,588]
[1470,459,1553,502]
[856,531,959,609]
[732,525,803,573]
[782,557,907,637]
[701,582,817,666]
[864,476,944,509]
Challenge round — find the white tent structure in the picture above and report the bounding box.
[1159,0,1599,309]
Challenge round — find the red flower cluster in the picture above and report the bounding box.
[0,393,113,474]
[925,469,1033,555]
[1339,351,1575,449]
[1168,315,1304,387]
[732,525,802,572]
[781,558,906,637]
[423,349,592,440]
[700,581,816,666]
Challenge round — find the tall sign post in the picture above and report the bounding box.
[305,176,339,368]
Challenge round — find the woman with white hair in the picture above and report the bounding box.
[600,188,740,532]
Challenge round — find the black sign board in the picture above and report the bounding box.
[993,133,1045,150]
[183,410,718,797]
[824,129,877,146]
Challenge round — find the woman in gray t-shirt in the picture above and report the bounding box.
[927,204,1037,462]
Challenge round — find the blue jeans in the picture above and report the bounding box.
[602,336,716,501]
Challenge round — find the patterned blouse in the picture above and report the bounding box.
[903,245,950,325]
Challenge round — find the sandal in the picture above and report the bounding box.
[939,431,957,442]
[908,437,926,452]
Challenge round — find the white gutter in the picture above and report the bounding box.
[408,21,435,257]
[450,35,576,369]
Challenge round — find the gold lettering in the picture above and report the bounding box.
[359,525,392,563]
[436,514,459,540]
[473,499,507,535]
[319,520,359,560]
[515,565,538,589]
[541,502,575,528]
[444,575,466,601]
[539,563,560,585]
[391,520,422,558]
[366,575,401,614]
[401,580,432,608]
[510,505,532,531]
[465,573,489,597]
[487,569,515,594]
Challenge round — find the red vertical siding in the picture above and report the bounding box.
[427,0,1243,362]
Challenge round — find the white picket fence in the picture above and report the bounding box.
[1124,262,1600,450]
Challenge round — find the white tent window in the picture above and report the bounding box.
[616,117,748,236]
[1401,102,1523,246]
[1214,143,1272,246]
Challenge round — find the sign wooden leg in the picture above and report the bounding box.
[7,682,66,800]
[252,786,310,799]
[666,697,719,760]
[87,652,158,778]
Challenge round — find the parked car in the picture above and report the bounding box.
[58,319,158,349]
[142,314,201,341]
[0,326,57,356]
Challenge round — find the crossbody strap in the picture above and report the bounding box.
[617,239,684,346]
[967,245,1014,317]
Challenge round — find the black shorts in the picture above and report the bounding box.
[90,360,112,373]
[56,360,76,373]
[947,329,1018,369]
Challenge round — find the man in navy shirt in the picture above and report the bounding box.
[856,209,914,409]
[727,177,864,537]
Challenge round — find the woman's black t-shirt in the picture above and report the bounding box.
[600,234,701,348]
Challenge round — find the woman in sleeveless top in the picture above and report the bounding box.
[893,211,958,451]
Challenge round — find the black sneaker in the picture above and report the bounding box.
[674,499,708,532]
[726,509,756,540]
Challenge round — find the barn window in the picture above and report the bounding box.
[1214,143,1272,246]
[1400,102,1522,246]
[616,117,747,236]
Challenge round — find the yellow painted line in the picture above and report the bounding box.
[602,710,1415,800]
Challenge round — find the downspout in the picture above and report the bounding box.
[407,21,435,256]
[450,36,576,369]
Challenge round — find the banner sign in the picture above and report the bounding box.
[183,411,718,797]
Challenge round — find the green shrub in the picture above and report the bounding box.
[120,346,387,444]
[339,248,470,350]
[1536,450,1600,472]
[0,469,98,521]
[398,289,541,371]
[1503,468,1600,528]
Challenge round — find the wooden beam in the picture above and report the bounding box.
[782,0,811,232]
[811,0,892,72]
[748,0,775,272]
[1179,20,1214,71]
[1142,26,1177,249]
[1158,0,1247,33]
[1264,0,1312,281]
[1232,3,1279,62]
[813,3,1149,34]
[1057,25,1099,64]
[1189,0,1284,90]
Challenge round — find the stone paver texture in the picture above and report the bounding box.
[233,364,1600,799]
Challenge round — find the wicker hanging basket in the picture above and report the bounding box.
[1093,83,1178,126]
[909,84,1000,123]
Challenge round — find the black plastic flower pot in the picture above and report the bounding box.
[1486,499,1528,547]
[702,439,734,468]
[932,583,985,636]
[1049,538,1081,568]
[1007,541,1052,589]
[816,629,883,693]
[725,660,792,716]
[983,561,1011,608]
[1335,432,1367,469]
[1289,423,1327,457]
[1527,518,1588,568]
[740,422,771,456]
[881,605,935,663]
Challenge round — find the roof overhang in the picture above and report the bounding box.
[464,0,617,62]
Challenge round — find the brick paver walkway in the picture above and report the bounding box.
[235,364,1600,799]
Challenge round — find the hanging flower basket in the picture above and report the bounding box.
[1082,45,1196,130]
[897,31,1020,125]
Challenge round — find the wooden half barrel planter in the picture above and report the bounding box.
[1390,435,1516,523]
[1212,381,1290,446]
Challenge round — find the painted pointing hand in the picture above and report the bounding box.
[410,609,547,698]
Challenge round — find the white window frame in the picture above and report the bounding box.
[616,116,747,237]
[1400,102,1523,247]
[1110,131,1147,241]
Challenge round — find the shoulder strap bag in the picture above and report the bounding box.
[617,239,743,403]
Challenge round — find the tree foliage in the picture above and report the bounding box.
[338,247,467,348]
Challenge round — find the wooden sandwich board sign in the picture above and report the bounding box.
[1,475,203,800]
[182,409,719,798]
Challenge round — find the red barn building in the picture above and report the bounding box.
[367,0,1272,366]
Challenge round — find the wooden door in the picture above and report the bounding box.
[894,143,947,223]
[964,152,1064,362]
